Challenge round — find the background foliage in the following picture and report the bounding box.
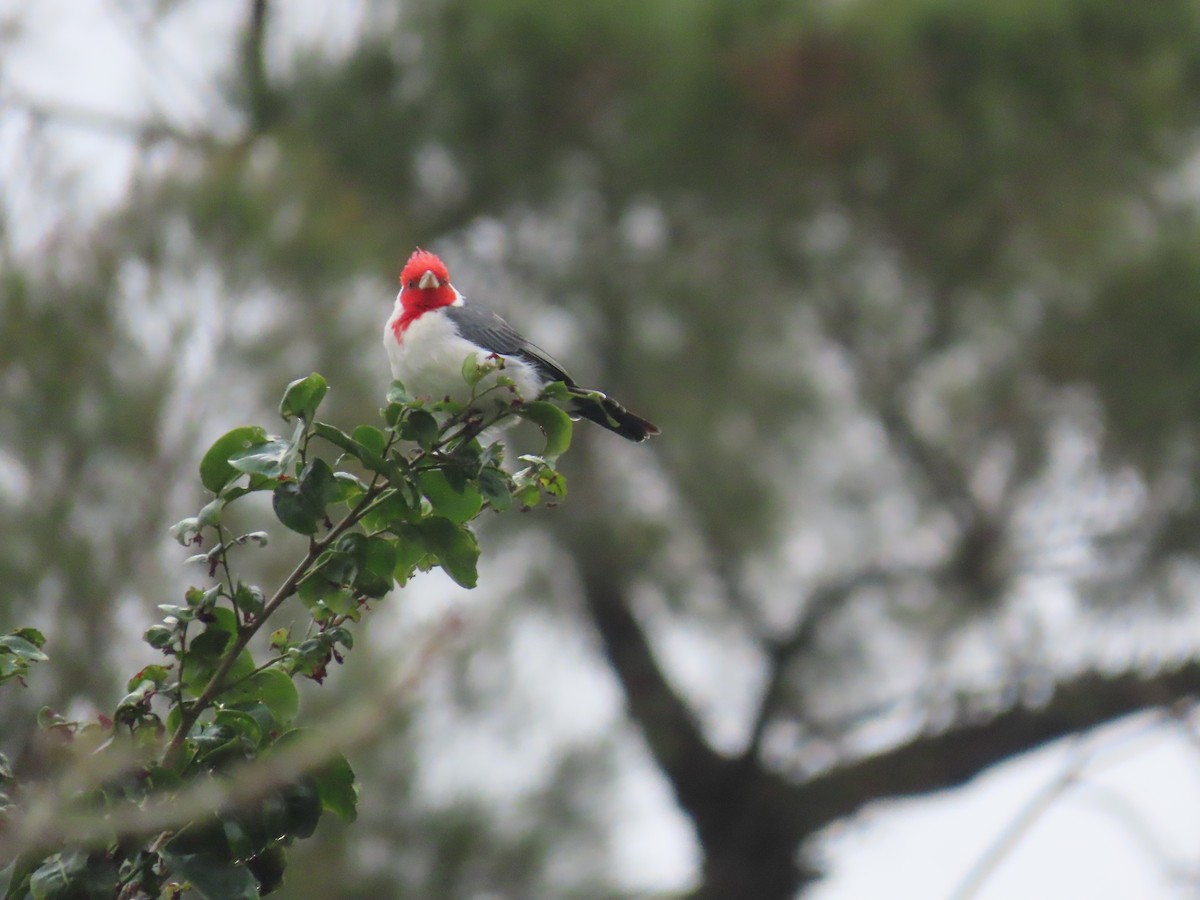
[7,0,1200,896]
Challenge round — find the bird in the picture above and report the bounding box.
[384,248,660,442]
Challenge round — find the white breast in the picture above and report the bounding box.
[383,300,545,406]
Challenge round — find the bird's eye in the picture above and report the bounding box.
[407,280,416,289]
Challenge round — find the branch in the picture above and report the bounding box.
[164,480,384,763]
[5,94,213,147]
[795,661,1200,829]
[575,551,729,821]
[816,301,985,528]
[877,401,979,524]
[0,612,460,863]
[946,737,1092,900]
[240,0,279,131]
[743,567,900,761]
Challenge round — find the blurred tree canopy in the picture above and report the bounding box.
[7,0,1200,896]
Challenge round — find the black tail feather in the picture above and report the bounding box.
[568,387,660,442]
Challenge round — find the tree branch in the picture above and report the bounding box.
[744,567,900,761]
[164,480,384,764]
[240,0,279,131]
[5,94,211,147]
[576,552,727,815]
[795,661,1200,829]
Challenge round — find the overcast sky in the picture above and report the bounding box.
[4,2,1200,897]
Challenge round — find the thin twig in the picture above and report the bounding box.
[0,612,462,862]
[164,481,385,764]
[946,736,1093,900]
[3,93,213,147]
[744,566,901,761]
[165,421,408,762]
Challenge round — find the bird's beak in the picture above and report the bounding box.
[418,270,441,290]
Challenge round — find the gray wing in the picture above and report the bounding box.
[444,301,575,385]
[447,299,660,441]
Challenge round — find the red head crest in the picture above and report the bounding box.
[394,249,456,337]
[400,249,451,293]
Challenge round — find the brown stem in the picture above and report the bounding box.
[163,482,384,766]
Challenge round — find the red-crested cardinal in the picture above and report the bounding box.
[384,249,660,442]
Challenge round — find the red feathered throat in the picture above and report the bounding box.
[393,249,455,340]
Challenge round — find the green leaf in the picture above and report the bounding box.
[0,635,48,663]
[418,517,480,588]
[162,840,258,900]
[191,721,250,767]
[391,525,429,586]
[311,553,356,590]
[419,470,484,523]
[28,853,74,900]
[278,777,323,840]
[312,421,357,455]
[214,707,264,749]
[333,471,367,503]
[352,535,397,598]
[273,482,319,535]
[400,410,439,449]
[386,380,412,405]
[229,439,294,480]
[246,845,287,895]
[242,530,270,547]
[170,516,202,546]
[126,664,170,691]
[516,401,573,458]
[209,605,239,636]
[196,497,224,529]
[279,372,328,422]
[352,424,388,460]
[13,628,45,649]
[297,574,328,611]
[312,533,366,589]
[285,639,331,679]
[364,536,397,579]
[539,467,568,499]
[445,439,483,476]
[312,751,358,824]
[323,588,359,615]
[233,583,266,617]
[181,617,254,698]
[353,572,392,600]
[515,483,542,509]
[540,380,571,401]
[143,625,175,650]
[302,457,339,505]
[221,668,300,726]
[221,814,260,862]
[27,848,116,900]
[461,352,490,388]
[273,457,340,535]
[361,489,413,532]
[200,426,269,493]
[181,630,233,693]
[335,532,368,559]
[1,848,43,900]
[478,467,513,511]
[274,732,358,825]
